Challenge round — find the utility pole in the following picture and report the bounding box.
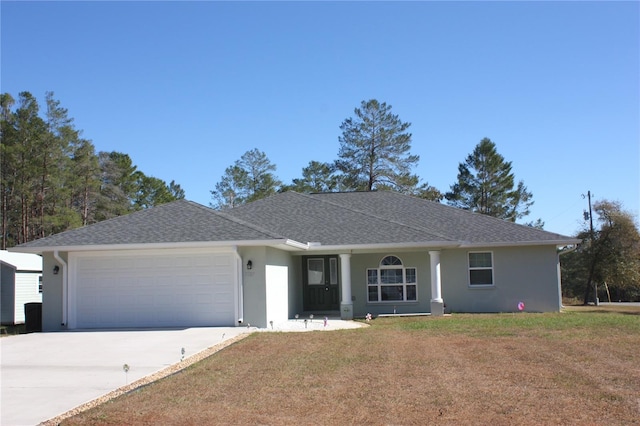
[587,191,598,306]
[587,191,594,242]
[583,191,598,305]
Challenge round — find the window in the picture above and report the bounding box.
[468,252,494,286]
[329,257,338,285]
[307,258,324,285]
[367,255,417,302]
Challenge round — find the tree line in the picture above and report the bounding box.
[211,99,536,223]
[1,91,184,249]
[2,93,637,302]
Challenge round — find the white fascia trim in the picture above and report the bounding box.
[558,244,579,255]
[281,239,311,250]
[307,241,461,252]
[6,247,45,254]
[9,239,294,254]
[459,239,582,249]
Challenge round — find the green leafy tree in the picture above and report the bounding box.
[1,93,16,248]
[95,151,140,220]
[68,138,101,226]
[5,92,48,244]
[562,200,640,303]
[211,149,281,209]
[335,99,421,192]
[408,183,444,202]
[1,92,83,246]
[286,161,340,193]
[169,180,185,200]
[39,91,82,237]
[446,138,534,222]
[1,92,187,247]
[211,165,249,209]
[526,218,545,229]
[134,175,184,209]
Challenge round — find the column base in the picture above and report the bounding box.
[340,303,354,320]
[430,300,445,317]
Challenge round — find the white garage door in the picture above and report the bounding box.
[72,251,236,329]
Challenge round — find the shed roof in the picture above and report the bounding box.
[0,250,42,271]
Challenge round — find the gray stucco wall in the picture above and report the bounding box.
[239,247,298,328]
[350,252,433,318]
[441,246,561,313]
[37,245,561,331]
[42,252,66,331]
[239,247,267,327]
[345,246,561,317]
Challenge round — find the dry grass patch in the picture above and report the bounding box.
[64,309,640,425]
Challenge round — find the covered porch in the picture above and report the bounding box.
[298,250,445,320]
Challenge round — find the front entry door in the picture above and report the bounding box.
[303,256,339,311]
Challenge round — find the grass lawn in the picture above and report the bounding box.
[64,306,640,425]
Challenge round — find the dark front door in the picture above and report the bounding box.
[303,256,340,311]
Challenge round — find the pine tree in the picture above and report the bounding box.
[95,152,140,221]
[335,99,420,192]
[210,149,281,209]
[69,138,101,226]
[0,93,16,248]
[446,138,533,222]
[288,161,339,193]
[134,175,183,209]
[1,91,188,247]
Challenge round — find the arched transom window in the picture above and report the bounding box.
[367,255,417,302]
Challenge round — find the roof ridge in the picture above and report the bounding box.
[305,191,456,242]
[214,208,288,240]
[184,199,290,240]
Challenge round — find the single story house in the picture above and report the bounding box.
[1,250,43,325]
[10,191,579,330]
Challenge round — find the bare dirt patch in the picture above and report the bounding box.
[62,311,640,425]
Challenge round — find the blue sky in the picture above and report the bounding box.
[2,1,638,237]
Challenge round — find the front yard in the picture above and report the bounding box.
[64,306,640,425]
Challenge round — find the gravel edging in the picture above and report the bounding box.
[39,332,252,426]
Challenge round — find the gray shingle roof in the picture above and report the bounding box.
[225,191,453,246]
[16,191,577,251]
[17,200,283,249]
[225,191,576,246]
[307,191,573,245]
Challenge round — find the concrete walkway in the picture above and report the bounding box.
[258,316,366,332]
[1,320,364,425]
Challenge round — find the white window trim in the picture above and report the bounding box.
[468,251,495,288]
[367,255,418,303]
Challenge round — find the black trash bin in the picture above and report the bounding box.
[24,302,42,333]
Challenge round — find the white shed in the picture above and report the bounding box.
[0,250,43,325]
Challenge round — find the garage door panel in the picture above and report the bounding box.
[73,252,236,328]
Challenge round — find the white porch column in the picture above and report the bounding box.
[339,253,353,320]
[429,250,444,316]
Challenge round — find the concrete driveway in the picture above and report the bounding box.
[1,327,249,425]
